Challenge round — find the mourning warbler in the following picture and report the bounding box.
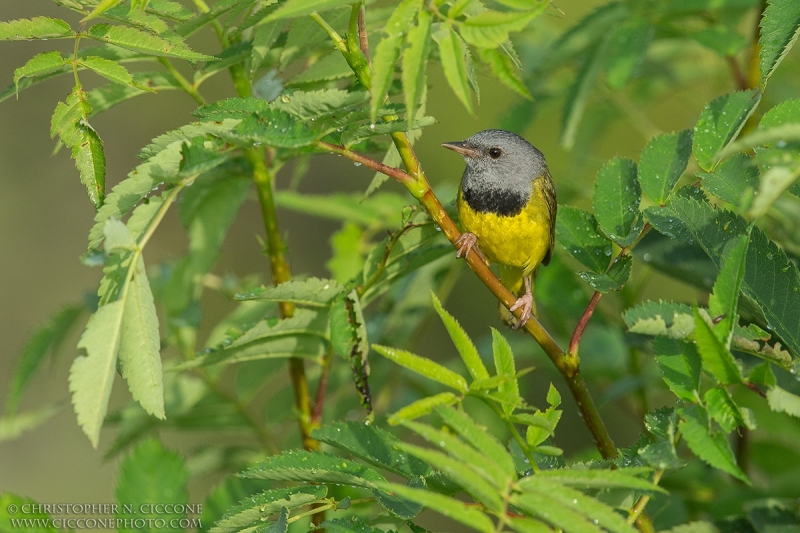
[442,129,556,328]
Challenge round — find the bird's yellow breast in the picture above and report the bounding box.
[457,180,552,277]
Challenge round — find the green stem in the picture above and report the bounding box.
[157,57,206,105]
[227,45,316,451]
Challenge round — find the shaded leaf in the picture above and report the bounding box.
[579,254,632,293]
[312,421,433,478]
[477,47,532,100]
[693,89,761,171]
[561,35,610,149]
[638,130,693,205]
[693,306,743,385]
[697,153,759,206]
[593,156,642,245]
[677,404,748,483]
[7,304,84,413]
[555,206,612,272]
[209,486,326,533]
[653,337,701,401]
[402,10,432,124]
[605,20,652,88]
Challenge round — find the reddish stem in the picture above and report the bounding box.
[312,351,333,424]
[569,291,602,355]
[315,141,414,185]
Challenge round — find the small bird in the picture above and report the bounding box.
[442,129,556,328]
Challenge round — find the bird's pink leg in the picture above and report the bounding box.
[509,275,533,329]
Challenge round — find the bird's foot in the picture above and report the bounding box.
[455,232,486,262]
[509,293,533,330]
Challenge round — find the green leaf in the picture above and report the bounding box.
[321,516,387,533]
[7,305,84,413]
[668,196,800,358]
[758,0,800,85]
[623,300,694,337]
[431,292,489,381]
[434,24,473,113]
[766,385,800,417]
[83,0,125,22]
[555,206,612,272]
[748,164,800,220]
[370,0,421,121]
[435,406,516,479]
[228,108,321,148]
[704,387,754,432]
[697,153,759,206]
[261,0,352,21]
[275,190,407,228]
[578,254,631,292]
[511,491,605,533]
[388,392,460,425]
[236,278,344,307]
[677,404,748,483]
[372,345,468,392]
[708,234,749,345]
[0,404,61,442]
[240,450,385,488]
[0,17,74,40]
[329,290,372,413]
[401,419,510,491]
[373,482,495,533]
[249,20,282,78]
[531,467,665,493]
[653,338,701,402]
[272,89,370,120]
[604,20,652,89]
[692,89,761,171]
[491,328,519,413]
[327,223,364,283]
[77,56,140,87]
[395,439,504,512]
[209,486,326,533]
[88,71,182,116]
[693,306,743,385]
[459,9,542,49]
[116,438,188,533]
[638,130,693,205]
[262,508,288,533]
[340,116,436,147]
[477,47,532,100]
[70,299,124,448]
[288,51,352,85]
[50,85,107,209]
[312,421,434,478]
[691,25,748,57]
[0,494,59,533]
[179,309,329,368]
[516,477,639,533]
[402,10,432,124]
[86,24,213,62]
[13,51,66,94]
[560,34,610,149]
[118,254,165,419]
[593,156,642,245]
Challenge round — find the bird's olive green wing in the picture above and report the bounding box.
[540,171,557,267]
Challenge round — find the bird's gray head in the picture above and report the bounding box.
[442,129,548,199]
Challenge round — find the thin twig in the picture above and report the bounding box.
[311,349,334,425]
[726,55,749,91]
[314,141,414,185]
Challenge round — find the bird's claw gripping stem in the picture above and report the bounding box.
[509,276,534,329]
[455,232,486,263]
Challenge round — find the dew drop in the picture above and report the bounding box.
[353,162,362,166]
[643,252,652,262]
[369,123,376,131]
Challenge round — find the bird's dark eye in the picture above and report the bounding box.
[489,147,503,159]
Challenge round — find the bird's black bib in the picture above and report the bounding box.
[462,185,528,217]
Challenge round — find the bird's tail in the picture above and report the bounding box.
[497,264,537,327]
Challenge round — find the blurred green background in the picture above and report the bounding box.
[1,0,797,517]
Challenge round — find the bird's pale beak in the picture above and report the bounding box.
[442,141,480,158]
